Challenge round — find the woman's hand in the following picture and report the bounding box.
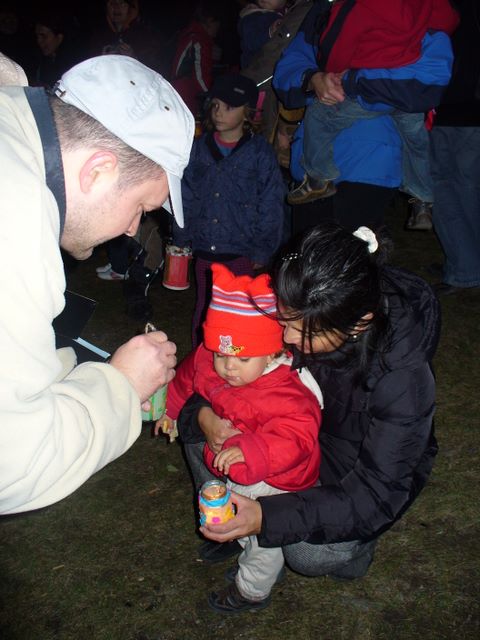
[309,71,346,105]
[198,407,241,454]
[200,492,262,541]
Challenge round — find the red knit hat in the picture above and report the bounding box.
[203,264,284,357]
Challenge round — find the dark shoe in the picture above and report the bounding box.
[224,564,286,585]
[208,582,270,614]
[287,176,336,205]
[197,540,242,564]
[405,198,433,231]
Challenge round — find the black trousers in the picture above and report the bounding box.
[291,181,396,236]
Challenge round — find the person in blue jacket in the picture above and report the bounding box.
[272,0,455,233]
[174,73,286,348]
[284,0,457,235]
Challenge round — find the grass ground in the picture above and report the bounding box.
[1,198,479,640]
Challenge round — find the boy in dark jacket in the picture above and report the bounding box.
[174,73,286,348]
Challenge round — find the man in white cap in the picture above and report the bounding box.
[0,55,194,514]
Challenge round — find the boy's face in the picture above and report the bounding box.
[213,353,272,386]
[210,98,245,140]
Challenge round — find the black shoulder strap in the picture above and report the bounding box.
[24,87,66,236]
[318,0,356,71]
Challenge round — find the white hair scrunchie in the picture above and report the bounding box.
[353,226,378,254]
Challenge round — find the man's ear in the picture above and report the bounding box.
[78,150,118,194]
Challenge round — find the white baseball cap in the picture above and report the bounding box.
[54,55,194,227]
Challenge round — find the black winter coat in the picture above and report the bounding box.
[258,267,440,547]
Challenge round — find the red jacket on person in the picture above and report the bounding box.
[166,345,322,491]
[170,20,215,115]
[321,0,459,71]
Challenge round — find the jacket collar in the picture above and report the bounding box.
[206,130,253,161]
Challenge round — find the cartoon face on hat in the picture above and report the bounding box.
[203,264,284,357]
[54,55,195,227]
[208,73,259,110]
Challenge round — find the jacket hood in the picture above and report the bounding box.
[379,266,440,372]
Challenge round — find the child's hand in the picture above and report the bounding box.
[154,415,178,442]
[213,446,245,475]
[153,415,166,436]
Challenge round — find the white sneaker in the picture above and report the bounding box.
[97,266,125,281]
[96,263,112,274]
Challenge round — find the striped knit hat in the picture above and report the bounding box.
[203,264,283,357]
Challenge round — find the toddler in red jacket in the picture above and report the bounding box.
[155,263,323,613]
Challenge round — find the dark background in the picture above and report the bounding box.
[13,0,242,37]
[7,0,243,77]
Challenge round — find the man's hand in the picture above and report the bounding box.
[110,331,176,402]
[200,492,262,541]
[198,407,241,454]
[213,446,244,474]
[310,71,346,105]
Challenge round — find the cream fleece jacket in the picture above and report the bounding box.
[0,87,141,514]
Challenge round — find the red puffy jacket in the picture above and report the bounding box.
[321,0,459,71]
[167,345,321,491]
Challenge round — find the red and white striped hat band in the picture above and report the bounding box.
[203,264,284,357]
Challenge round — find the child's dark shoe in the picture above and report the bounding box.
[208,582,271,614]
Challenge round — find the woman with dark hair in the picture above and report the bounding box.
[179,221,440,609]
[32,12,84,88]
